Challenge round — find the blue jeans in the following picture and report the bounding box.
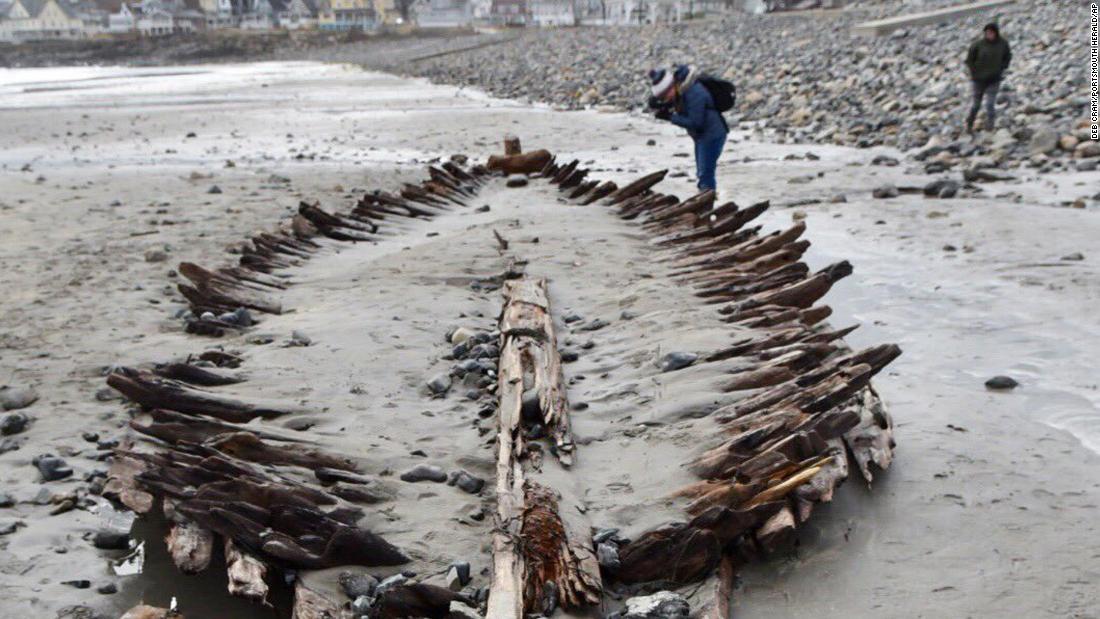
[694,133,726,192]
[967,80,1000,130]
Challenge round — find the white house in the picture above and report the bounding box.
[107,2,137,31]
[278,0,315,29]
[134,0,203,34]
[601,0,684,24]
[239,0,277,28]
[467,0,488,19]
[0,0,103,41]
[414,0,469,27]
[197,0,232,27]
[528,0,571,25]
[486,0,522,24]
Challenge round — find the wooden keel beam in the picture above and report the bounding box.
[500,277,575,464]
[489,275,601,619]
[487,336,527,619]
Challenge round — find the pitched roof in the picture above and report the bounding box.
[41,0,95,18]
[286,0,315,13]
[12,0,46,17]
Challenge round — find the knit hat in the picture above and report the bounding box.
[650,68,674,97]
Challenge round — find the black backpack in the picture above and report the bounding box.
[699,75,736,113]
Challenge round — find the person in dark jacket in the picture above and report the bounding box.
[965,22,1012,132]
[649,65,729,192]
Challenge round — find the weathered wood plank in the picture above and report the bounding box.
[488,275,601,619]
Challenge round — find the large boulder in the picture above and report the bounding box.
[1027,128,1059,155]
[1075,141,1100,159]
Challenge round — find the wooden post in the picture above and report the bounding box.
[504,135,522,156]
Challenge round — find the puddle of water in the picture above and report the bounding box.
[111,510,294,619]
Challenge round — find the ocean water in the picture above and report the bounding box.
[0,62,502,111]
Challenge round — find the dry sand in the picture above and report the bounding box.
[1,62,1099,619]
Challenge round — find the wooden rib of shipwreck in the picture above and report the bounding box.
[173,156,485,336]
[487,276,602,619]
[108,157,490,619]
[540,161,900,604]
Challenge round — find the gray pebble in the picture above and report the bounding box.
[427,373,452,395]
[985,375,1019,390]
[449,470,485,494]
[339,571,378,599]
[92,530,131,550]
[33,454,73,482]
[0,386,38,411]
[1,412,29,436]
[400,464,448,483]
[658,352,698,372]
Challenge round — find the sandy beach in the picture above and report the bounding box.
[1,62,1099,619]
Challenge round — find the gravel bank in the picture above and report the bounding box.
[404,0,1093,171]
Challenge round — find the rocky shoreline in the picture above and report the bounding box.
[2,1,1093,178]
[403,0,1094,175]
[0,28,500,70]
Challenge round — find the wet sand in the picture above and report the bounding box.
[1,63,1099,618]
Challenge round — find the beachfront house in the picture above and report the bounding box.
[238,0,275,28]
[197,0,232,27]
[106,1,138,31]
[316,0,372,30]
[134,0,204,34]
[468,0,489,19]
[601,0,686,23]
[0,0,108,41]
[371,0,404,26]
[487,0,522,24]
[277,0,315,28]
[0,0,34,40]
[528,0,572,25]
[413,0,469,28]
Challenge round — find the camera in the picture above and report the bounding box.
[648,95,674,120]
[647,95,673,113]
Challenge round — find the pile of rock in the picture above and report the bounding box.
[409,0,1092,173]
[429,325,500,401]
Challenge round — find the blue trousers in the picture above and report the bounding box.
[694,132,726,192]
[967,80,1000,130]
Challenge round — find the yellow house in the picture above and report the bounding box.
[316,0,372,29]
[372,0,398,25]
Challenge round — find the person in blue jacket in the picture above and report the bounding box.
[649,65,729,192]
